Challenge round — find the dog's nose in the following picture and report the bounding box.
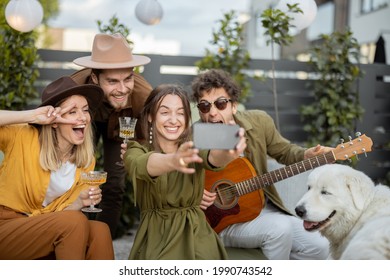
[295,205,306,218]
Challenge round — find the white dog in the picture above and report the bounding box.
[295,164,390,260]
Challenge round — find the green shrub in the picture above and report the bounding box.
[0,29,40,110]
[300,29,364,147]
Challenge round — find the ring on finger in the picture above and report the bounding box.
[179,157,187,167]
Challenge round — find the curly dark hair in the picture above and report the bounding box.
[191,69,240,103]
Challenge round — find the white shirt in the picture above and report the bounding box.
[42,161,76,207]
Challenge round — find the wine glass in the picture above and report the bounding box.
[119,117,137,143]
[116,117,137,166]
[80,171,107,213]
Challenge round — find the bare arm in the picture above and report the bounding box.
[145,127,246,178]
[0,109,48,126]
[146,141,203,177]
[0,104,78,126]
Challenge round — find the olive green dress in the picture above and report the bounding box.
[124,141,228,260]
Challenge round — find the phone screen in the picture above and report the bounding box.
[193,123,240,150]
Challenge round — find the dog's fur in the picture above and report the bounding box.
[295,164,390,260]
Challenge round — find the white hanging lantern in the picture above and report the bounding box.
[5,0,44,33]
[135,0,163,25]
[276,0,317,31]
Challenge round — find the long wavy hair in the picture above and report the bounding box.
[38,98,95,171]
[139,84,192,152]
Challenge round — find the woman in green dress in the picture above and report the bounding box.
[123,84,246,259]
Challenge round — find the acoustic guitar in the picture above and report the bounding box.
[204,134,373,233]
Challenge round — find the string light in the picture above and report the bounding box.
[5,0,43,33]
[135,0,163,25]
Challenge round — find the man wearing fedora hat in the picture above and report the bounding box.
[72,33,152,238]
[0,76,114,259]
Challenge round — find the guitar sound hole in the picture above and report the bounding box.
[213,182,238,210]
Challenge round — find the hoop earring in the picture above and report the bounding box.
[149,126,153,145]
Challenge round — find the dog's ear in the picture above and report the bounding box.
[346,170,375,210]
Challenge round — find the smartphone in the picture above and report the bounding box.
[193,123,240,150]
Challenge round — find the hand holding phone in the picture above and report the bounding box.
[193,123,240,150]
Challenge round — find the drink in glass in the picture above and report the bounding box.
[80,171,107,213]
[119,117,137,143]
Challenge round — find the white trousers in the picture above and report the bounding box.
[218,202,329,260]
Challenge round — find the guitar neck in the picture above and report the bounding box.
[235,151,336,196]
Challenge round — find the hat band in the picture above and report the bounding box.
[91,51,134,63]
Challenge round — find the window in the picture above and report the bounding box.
[361,0,388,14]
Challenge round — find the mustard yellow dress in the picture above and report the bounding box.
[124,141,228,260]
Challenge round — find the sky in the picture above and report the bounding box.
[48,0,251,56]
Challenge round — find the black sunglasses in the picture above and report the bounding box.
[197,98,232,114]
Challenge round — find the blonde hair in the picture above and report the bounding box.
[38,120,95,171]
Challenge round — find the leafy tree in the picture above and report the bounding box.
[260,3,302,131]
[0,28,40,109]
[300,29,364,147]
[195,10,252,103]
[97,14,132,44]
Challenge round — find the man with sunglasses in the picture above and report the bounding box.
[191,69,331,260]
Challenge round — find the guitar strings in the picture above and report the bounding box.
[215,153,334,201]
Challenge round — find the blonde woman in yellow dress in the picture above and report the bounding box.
[0,76,114,260]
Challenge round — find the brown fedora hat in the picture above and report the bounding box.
[73,33,151,69]
[39,76,104,112]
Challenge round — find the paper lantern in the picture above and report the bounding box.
[276,0,317,31]
[5,0,43,33]
[135,0,163,25]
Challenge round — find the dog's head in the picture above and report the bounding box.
[295,164,375,237]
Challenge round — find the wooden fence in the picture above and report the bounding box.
[36,49,390,182]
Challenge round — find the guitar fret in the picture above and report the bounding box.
[235,151,337,199]
[253,177,261,189]
[246,180,254,194]
[296,162,305,173]
[291,164,298,175]
[280,168,288,180]
[312,157,319,168]
[275,170,282,181]
[235,182,241,196]
[270,171,277,183]
[205,134,373,234]
[286,165,293,177]
[325,152,336,163]
[261,176,268,188]
[236,181,244,196]
[304,159,311,170]
[317,154,324,165]
[318,154,327,165]
[264,174,271,186]
[243,181,250,195]
[268,173,273,184]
